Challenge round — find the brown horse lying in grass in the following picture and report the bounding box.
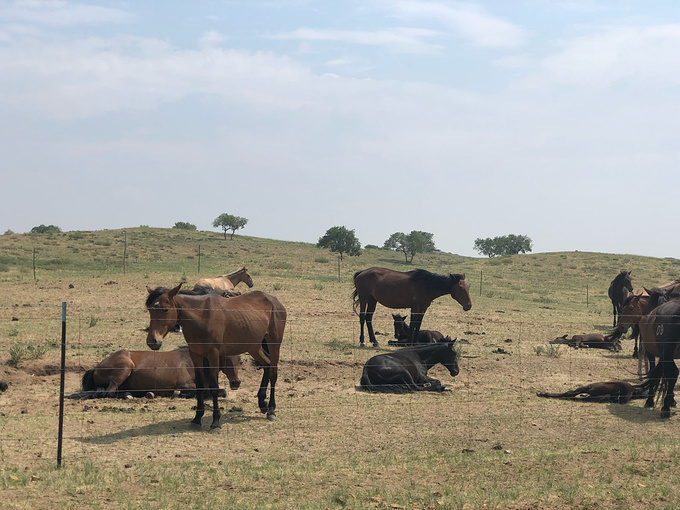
[81,347,241,398]
[390,313,445,345]
[537,380,651,404]
[550,333,622,351]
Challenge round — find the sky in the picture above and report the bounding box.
[1,0,679,259]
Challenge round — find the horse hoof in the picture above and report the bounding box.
[267,412,277,421]
[145,392,155,399]
[660,410,672,419]
[209,426,222,434]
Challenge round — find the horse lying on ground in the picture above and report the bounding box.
[536,380,651,404]
[550,333,622,351]
[81,347,241,398]
[358,340,459,393]
[389,313,445,345]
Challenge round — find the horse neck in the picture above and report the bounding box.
[226,269,245,284]
[417,345,447,369]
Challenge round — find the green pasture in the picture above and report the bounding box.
[1,228,680,509]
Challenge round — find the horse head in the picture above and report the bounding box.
[392,313,408,339]
[241,267,254,288]
[440,337,459,377]
[617,294,645,333]
[450,274,472,311]
[145,283,182,350]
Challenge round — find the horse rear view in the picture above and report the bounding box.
[352,267,471,347]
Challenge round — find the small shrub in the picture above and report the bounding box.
[7,343,25,367]
[88,316,99,328]
[314,257,330,264]
[8,328,18,337]
[313,283,324,291]
[26,341,50,360]
[533,344,561,357]
[273,283,282,291]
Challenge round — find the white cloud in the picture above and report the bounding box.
[0,0,133,27]
[385,0,526,48]
[267,27,445,54]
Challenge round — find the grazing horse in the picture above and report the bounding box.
[550,333,622,351]
[358,340,459,393]
[352,267,471,347]
[536,380,650,404]
[390,313,444,345]
[608,271,633,327]
[146,284,286,429]
[81,347,241,398]
[193,267,254,296]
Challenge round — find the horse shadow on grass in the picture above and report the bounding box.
[607,402,668,424]
[77,412,259,445]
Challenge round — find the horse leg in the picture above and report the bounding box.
[188,350,207,428]
[358,300,367,347]
[612,302,618,328]
[365,298,379,346]
[265,345,279,420]
[645,361,661,409]
[203,348,222,430]
[250,345,275,417]
[409,310,425,346]
[660,358,678,419]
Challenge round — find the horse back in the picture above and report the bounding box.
[354,267,422,308]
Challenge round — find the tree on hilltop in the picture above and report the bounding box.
[473,234,533,257]
[317,226,361,261]
[384,230,435,263]
[212,214,248,240]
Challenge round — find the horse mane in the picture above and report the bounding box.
[146,287,170,308]
[410,269,462,292]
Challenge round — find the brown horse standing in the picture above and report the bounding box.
[146,284,286,430]
[81,347,241,397]
[618,296,680,418]
[608,270,633,327]
[352,267,471,347]
[193,267,254,296]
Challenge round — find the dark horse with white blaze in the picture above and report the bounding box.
[359,340,459,393]
[81,347,241,398]
[146,284,286,430]
[608,270,633,327]
[352,267,471,347]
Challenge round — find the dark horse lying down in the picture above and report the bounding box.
[390,313,445,346]
[81,347,241,398]
[358,340,459,393]
[536,380,651,404]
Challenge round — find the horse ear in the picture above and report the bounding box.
[169,283,183,297]
[146,286,153,294]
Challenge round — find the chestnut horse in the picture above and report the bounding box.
[193,267,254,296]
[608,270,633,327]
[81,347,241,398]
[146,285,286,430]
[352,267,471,347]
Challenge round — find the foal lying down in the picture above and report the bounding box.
[536,380,651,404]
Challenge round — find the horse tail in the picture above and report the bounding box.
[81,369,98,392]
[351,270,364,315]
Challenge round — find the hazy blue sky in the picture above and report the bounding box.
[1,1,678,258]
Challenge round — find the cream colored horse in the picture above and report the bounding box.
[193,267,254,296]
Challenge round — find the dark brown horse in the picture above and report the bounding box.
[390,313,444,345]
[81,347,241,398]
[617,291,680,417]
[352,267,471,347]
[608,270,633,327]
[358,340,459,393]
[536,380,650,404]
[146,284,286,430]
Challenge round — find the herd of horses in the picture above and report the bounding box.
[79,264,680,428]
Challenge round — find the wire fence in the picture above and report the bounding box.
[0,302,663,469]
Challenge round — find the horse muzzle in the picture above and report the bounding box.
[146,332,163,351]
[462,303,472,311]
